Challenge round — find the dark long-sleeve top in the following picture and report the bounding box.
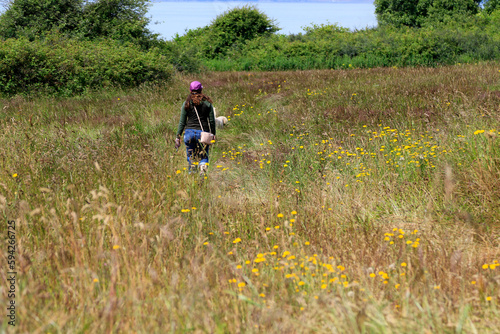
[176,100,216,137]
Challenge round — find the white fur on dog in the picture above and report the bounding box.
[214,108,228,129]
[215,116,228,129]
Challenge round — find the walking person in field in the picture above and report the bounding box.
[175,81,216,174]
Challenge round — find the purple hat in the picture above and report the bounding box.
[189,81,203,91]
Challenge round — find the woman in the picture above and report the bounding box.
[175,81,216,173]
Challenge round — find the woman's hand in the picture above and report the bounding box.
[175,137,181,149]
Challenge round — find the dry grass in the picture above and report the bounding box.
[0,62,499,333]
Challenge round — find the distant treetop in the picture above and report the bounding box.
[374,0,487,27]
[0,0,157,47]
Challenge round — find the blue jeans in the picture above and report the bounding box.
[184,129,209,168]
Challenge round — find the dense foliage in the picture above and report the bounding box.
[374,0,482,27]
[166,6,279,63]
[198,10,500,71]
[0,0,84,39]
[0,0,156,46]
[77,0,157,48]
[207,6,279,56]
[483,0,500,13]
[0,34,173,96]
[0,0,168,95]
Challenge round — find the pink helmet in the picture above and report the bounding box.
[189,81,203,91]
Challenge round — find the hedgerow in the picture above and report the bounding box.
[199,13,500,71]
[0,34,173,96]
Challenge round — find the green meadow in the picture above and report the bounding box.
[1,62,499,333]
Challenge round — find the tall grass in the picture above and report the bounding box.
[0,63,499,333]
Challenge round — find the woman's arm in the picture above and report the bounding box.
[176,104,188,137]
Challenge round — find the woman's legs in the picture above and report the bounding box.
[198,145,209,174]
[184,129,209,171]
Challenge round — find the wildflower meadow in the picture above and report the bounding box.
[0,62,499,333]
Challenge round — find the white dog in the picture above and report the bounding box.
[214,108,228,129]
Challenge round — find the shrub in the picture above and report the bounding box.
[159,41,204,73]
[0,34,174,96]
[171,6,279,59]
[77,0,158,48]
[208,5,279,56]
[374,0,482,28]
[483,0,500,14]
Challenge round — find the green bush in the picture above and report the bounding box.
[169,6,279,60]
[158,41,204,73]
[483,0,500,14]
[0,34,174,96]
[207,5,279,57]
[77,0,158,49]
[374,0,481,28]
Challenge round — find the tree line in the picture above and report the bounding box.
[375,0,499,27]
